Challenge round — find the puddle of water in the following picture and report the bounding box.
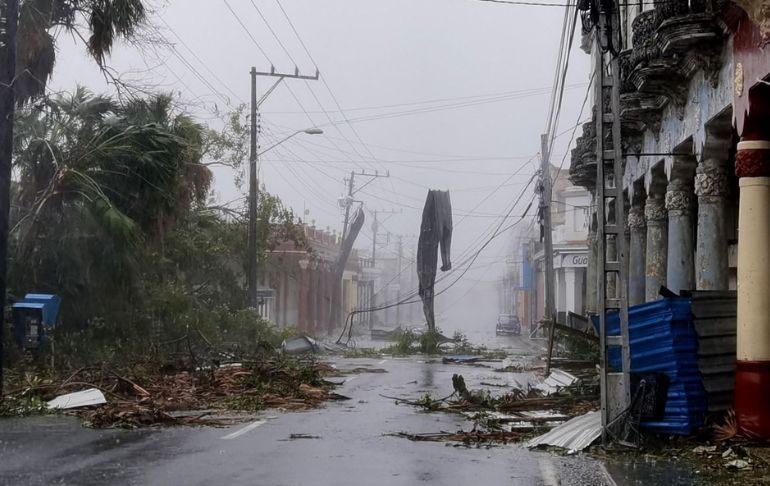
[605,457,698,486]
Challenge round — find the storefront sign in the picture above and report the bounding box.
[560,253,588,268]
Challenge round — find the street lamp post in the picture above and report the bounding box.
[247,127,323,309]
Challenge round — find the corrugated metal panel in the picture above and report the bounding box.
[526,410,601,452]
[594,298,708,435]
[689,291,736,413]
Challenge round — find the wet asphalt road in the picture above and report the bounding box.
[0,334,616,486]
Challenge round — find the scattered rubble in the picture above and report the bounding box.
[385,368,599,445]
[387,430,526,446]
[47,388,107,410]
[3,358,344,428]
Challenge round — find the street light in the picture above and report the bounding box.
[258,128,324,156]
[248,126,324,308]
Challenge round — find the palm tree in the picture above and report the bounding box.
[9,88,212,324]
[16,0,147,103]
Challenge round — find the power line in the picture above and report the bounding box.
[273,0,391,175]
[262,83,587,115]
[249,0,300,67]
[337,181,537,344]
[553,71,594,184]
[223,0,273,64]
[157,16,243,104]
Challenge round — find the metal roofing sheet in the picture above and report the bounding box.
[526,410,601,452]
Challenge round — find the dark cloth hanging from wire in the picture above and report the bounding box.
[417,190,453,331]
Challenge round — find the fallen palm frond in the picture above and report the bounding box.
[713,408,741,442]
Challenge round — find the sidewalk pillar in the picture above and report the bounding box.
[735,140,770,439]
[666,181,695,293]
[695,160,730,290]
[645,195,667,301]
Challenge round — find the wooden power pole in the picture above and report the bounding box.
[540,134,557,375]
[0,0,18,399]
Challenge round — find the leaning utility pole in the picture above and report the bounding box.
[341,172,355,241]
[0,0,18,399]
[247,66,319,309]
[540,134,557,375]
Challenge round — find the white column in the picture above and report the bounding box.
[564,267,578,314]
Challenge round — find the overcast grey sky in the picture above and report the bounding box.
[49,0,590,322]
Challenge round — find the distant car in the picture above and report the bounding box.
[496,314,521,335]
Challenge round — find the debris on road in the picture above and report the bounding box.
[47,388,107,410]
[388,430,526,445]
[726,459,752,470]
[534,369,580,395]
[442,355,480,364]
[4,359,343,428]
[526,410,602,453]
[286,433,321,440]
[282,336,319,355]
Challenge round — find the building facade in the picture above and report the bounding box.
[263,224,360,334]
[570,0,770,439]
[534,172,592,325]
[501,167,591,332]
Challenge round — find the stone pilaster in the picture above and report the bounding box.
[645,196,667,301]
[628,205,647,306]
[695,161,729,290]
[665,182,695,293]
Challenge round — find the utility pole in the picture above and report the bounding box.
[368,208,399,328]
[340,169,389,241]
[540,134,557,375]
[370,209,378,329]
[247,66,319,309]
[396,236,403,325]
[247,67,259,308]
[341,172,355,241]
[0,0,19,399]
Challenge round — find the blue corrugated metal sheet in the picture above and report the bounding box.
[593,298,707,435]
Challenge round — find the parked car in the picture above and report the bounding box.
[496,314,521,335]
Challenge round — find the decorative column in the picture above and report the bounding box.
[298,259,310,330]
[585,214,598,314]
[695,160,730,289]
[645,195,667,301]
[628,204,647,305]
[665,181,695,293]
[564,267,578,315]
[735,139,770,439]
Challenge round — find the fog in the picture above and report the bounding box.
[48,0,589,327]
